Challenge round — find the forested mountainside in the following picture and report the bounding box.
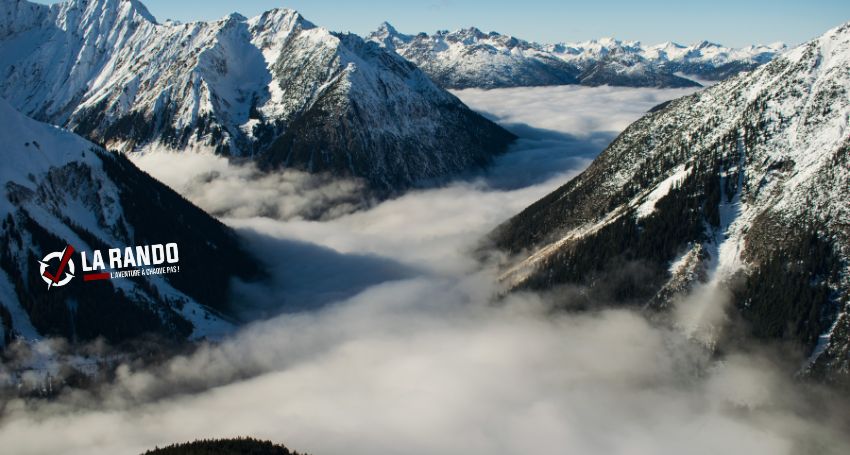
[491,22,850,384]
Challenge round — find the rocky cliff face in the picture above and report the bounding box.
[490,23,850,384]
[0,0,515,192]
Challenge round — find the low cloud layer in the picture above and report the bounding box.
[132,153,368,220]
[2,275,847,455]
[452,85,699,137]
[3,86,847,455]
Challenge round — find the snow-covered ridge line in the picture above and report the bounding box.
[367,22,787,89]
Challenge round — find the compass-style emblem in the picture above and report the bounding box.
[38,244,76,289]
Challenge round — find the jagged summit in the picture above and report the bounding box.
[369,21,412,51]
[377,21,399,35]
[0,0,515,192]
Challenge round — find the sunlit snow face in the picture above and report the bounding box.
[4,85,848,455]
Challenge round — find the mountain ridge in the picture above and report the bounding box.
[367,22,786,89]
[0,0,515,192]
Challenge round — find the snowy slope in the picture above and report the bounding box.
[0,0,514,192]
[367,23,785,89]
[490,22,850,383]
[0,97,260,345]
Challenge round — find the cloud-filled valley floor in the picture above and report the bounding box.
[2,85,849,455]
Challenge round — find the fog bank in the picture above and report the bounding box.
[4,85,846,455]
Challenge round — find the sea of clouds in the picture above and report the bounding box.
[1,85,848,455]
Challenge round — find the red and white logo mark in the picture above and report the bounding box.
[39,244,76,290]
[38,242,181,289]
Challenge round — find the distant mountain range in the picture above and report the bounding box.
[0,0,515,192]
[367,22,786,89]
[490,22,850,384]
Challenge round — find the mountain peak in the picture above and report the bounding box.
[694,40,721,49]
[658,41,686,49]
[248,7,312,30]
[222,12,247,22]
[0,0,49,37]
[59,0,158,25]
[824,19,850,41]
[784,20,850,68]
[122,0,157,23]
[458,26,485,36]
[377,21,398,34]
[368,21,412,49]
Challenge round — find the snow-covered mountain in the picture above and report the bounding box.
[367,23,785,89]
[575,48,699,88]
[0,0,514,191]
[0,97,261,346]
[490,23,850,383]
[368,23,581,89]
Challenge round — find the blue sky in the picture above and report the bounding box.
[33,0,850,47]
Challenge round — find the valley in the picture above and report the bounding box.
[0,1,847,454]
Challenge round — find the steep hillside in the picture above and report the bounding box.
[490,23,850,383]
[0,98,261,346]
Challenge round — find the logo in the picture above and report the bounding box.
[39,244,76,289]
[38,242,181,290]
